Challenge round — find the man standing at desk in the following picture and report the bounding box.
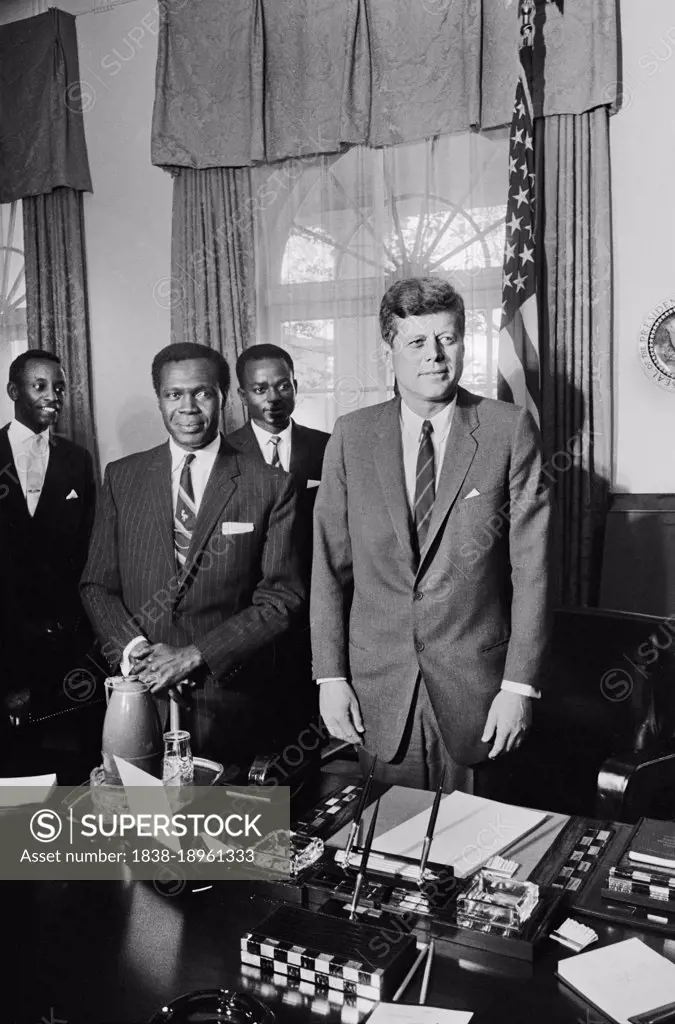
[228,343,330,748]
[81,342,304,763]
[311,278,551,792]
[0,349,96,742]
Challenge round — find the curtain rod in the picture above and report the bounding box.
[49,0,146,15]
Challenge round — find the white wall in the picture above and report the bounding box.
[70,0,172,469]
[612,2,675,492]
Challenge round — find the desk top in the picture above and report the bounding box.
[6,774,674,1024]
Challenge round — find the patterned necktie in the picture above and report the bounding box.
[414,420,435,550]
[174,453,196,570]
[26,433,47,517]
[268,435,281,468]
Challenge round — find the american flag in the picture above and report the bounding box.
[498,0,540,422]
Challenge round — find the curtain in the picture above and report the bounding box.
[537,108,613,607]
[23,188,98,465]
[152,0,617,169]
[0,9,92,203]
[171,168,257,433]
[249,132,509,432]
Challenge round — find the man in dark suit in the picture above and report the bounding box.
[0,350,96,750]
[81,343,305,764]
[227,344,330,754]
[311,278,551,793]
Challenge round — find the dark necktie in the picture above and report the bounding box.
[268,435,281,468]
[174,453,196,570]
[414,420,435,550]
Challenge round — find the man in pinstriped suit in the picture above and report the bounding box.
[80,343,305,764]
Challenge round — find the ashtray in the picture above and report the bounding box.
[456,870,539,936]
[290,831,323,877]
[149,987,275,1022]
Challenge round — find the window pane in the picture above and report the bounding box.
[257,132,509,427]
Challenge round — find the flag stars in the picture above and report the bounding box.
[516,100,525,118]
[509,156,518,175]
[524,133,533,151]
[520,244,534,266]
[507,213,522,234]
[515,186,529,207]
[504,241,516,262]
[513,273,527,292]
[514,127,524,145]
[503,273,513,289]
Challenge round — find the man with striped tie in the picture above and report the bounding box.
[227,345,330,753]
[311,278,551,793]
[81,343,305,763]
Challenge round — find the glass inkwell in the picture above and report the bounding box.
[456,869,539,936]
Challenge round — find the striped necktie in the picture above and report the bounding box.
[174,453,196,570]
[414,420,435,550]
[268,435,281,468]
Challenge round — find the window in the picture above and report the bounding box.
[254,131,508,430]
[0,201,27,424]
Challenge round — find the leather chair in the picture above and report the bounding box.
[508,608,675,822]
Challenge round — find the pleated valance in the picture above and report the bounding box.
[151,0,619,170]
[0,9,92,203]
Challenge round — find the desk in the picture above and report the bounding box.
[7,776,675,1024]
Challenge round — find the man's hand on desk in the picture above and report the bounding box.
[136,643,204,703]
[319,679,365,746]
[481,690,532,759]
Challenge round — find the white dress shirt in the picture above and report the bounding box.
[8,419,50,516]
[169,434,221,512]
[250,419,293,471]
[318,397,539,699]
[400,397,456,509]
[121,434,222,673]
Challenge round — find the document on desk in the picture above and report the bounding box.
[557,937,675,1024]
[367,1006,472,1023]
[114,755,182,854]
[0,774,57,806]
[372,791,545,879]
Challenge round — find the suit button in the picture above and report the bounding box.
[414,591,424,601]
[415,640,425,652]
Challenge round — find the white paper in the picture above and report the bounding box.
[367,1005,472,1023]
[372,791,546,878]
[113,755,182,854]
[558,937,675,1024]
[307,480,321,488]
[0,773,56,806]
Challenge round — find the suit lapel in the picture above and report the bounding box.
[146,443,176,575]
[417,390,478,573]
[33,434,68,523]
[374,399,416,571]
[0,427,29,525]
[177,438,240,596]
[289,421,309,486]
[233,422,264,463]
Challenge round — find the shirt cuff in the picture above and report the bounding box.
[501,679,541,699]
[316,676,348,686]
[120,635,148,676]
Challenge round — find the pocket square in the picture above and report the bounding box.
[464,488,480,499]
[307,479,321,489]
[221,521,254,535]
[66,489,79,500]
